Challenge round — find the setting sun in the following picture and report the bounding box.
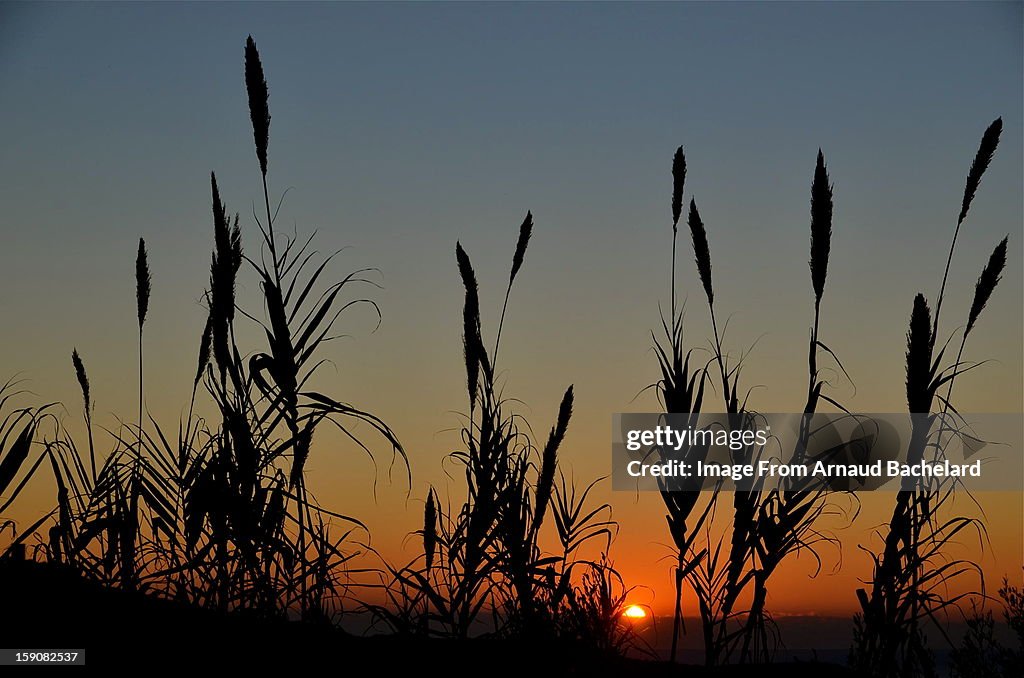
[623,605,647,620]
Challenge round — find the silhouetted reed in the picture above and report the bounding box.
[934,118,1003,344]
[688,200,714,310]
[736,149,850,663]
[135,238,150,442]
[670,145,686,316]
[494,211,532,362]
[245,35,270,179]
[852,118,1008,678]
[809,149,833,309]
[652,146,714,662]
[947,235,1009,409]
[652,147,854,666]
[374,215,621,649]
[685,185,765,666]
[966,237,1008,340]
[423,488,437,572]
[71,349,95,483]
[32,35,404,623]
[1,380,57,559]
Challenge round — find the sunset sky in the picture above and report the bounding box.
[1,2,1021,617]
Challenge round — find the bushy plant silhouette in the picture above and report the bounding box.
[34,35,405,622]
[374,215,633,652]
[851,118,1008,678]
[651,146,855,665]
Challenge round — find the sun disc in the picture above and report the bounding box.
[623,604,647,619]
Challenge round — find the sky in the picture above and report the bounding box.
[1,1,1021,617]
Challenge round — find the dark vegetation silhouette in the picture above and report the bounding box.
[849,118,1009,678]
[373,215,639,654]
[0,381,56,561]
[0,36,647,669]
[653,146,855,665]
[0,34,1016,677]
[950,577,1024,678]
[2,36,405,622]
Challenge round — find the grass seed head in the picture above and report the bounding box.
[71,348,90,413]
[456,242,483,411]
[810,149,833,303]
[687,199,713,306]
[424,487,437,570]
[672,146,686,229]
[966,236,1008,337]
[958,118,1002,227]
[245,35,271,177]
[135,238,151,330]
[905,293,934,413]
[510,211,533,284]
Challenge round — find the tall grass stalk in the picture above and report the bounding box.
[375,215,618,646]
[135,238,150,446]
[71,349,96,483]
[932,119,1002,345]
[685,191,763,665]
[652,146,717,662]
[659,149,852,665]
[34,35,404,623]
[853,118,1006,678]
[736,149,849,663]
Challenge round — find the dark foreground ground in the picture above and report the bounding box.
[0,559,855,675]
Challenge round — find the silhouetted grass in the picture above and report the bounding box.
[851,118,1008,678]
[31,35,405,624]
[135,238,150,445]
[651,146,859,666]
[0,380,56,559]
[0,31,1011,674]
[374,215,627,652]
[725,149,849,664]
[652,146,714,663]
[684,164,765,667]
